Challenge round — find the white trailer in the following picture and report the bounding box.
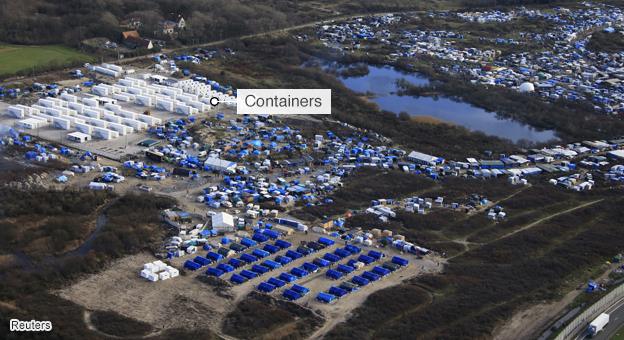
[121,118,147,131]
[44,107,62,117]
[62,115,85,125]
[188,100,208,112]
[102,112,123,124]
[119,78,137,87]
[82,97,99,107]
[94,66,120,78]
[127,86,144,95]
[67,102,85,113]
[52,116,71,130]
[60,93,78,103]
[75,122,93,135]
[102,63,123,73]
[135,95,153,106]
[175,103,196,116]
[119,92,136,101]
[92,126,119,140]
[116,109,137,120]
[588,313,609,337]
[104,103,122,112]
[113,93,131,102]
[157,99,175,112]
[79,115,108,128]
[92,85,110,97]
[31,113,51,123]
[7,105,25,118]
[18,117,47,129]
[107,122,133,135]
[82,109,100,119]
[136,114,162,126]
[38,98,57,108]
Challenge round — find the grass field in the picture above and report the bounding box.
[0,44,93,78]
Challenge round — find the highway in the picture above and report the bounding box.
[575,296,624,340]
[593,297,624,340]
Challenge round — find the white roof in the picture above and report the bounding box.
[608,149,624,159]
[67,131,91,139]
[19,117,44,124]
[408,151,437,162]
[204,157,237,169]
[212,212,234,228]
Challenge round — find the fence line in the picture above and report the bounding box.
[554,283,624,340]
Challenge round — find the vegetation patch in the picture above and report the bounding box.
[0,44,92,79]
[90,310,153,338]
[222,291,324,340]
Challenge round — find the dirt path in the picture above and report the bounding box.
[447,199,604,261]
[493,199,603,242]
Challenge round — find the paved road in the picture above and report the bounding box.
[574,296,624,340]
[593,297,624,340]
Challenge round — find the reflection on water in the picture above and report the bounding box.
[339,65,557,143]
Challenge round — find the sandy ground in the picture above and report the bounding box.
[58,252,235,332]
[58,230,443,337]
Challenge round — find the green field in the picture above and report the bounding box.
[0,44,93,78]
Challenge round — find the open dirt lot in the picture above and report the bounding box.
[58,230,443,337]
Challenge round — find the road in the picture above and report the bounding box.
[591,297,624,340]
[572,295,624,340]
[116,10,402,65]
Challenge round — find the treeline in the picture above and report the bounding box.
[0,0,320,47]
[461,0,578,7]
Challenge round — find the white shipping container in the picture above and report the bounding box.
[112,93,130,102]
[52,116,71,130]
[107,122,133,135]
[67,102,85,113]
[122,118,147,131]
[93,126,118,140]
[75,122,93,135]
[38,99,56,108]
[102,112,122,123]
[82,97,99,107]
[7,106,25,118]
[135,95,153,106]
[157,99,175,112]
[60,93,78,103]
[94,66,120,78]
[135,114,161,126]
[116,109,137,120]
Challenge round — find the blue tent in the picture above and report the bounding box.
[257,282,277,293]
[316,292,336,303]
[283,289,302,301]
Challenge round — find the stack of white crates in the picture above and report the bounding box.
[140,260,179,282]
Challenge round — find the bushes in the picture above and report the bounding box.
[329,197,624,339]
[90,310,153,338]
[222,291,323,339]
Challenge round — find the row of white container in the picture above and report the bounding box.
[92,63,124,78]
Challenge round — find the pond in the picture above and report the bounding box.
[338,65,557,143]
